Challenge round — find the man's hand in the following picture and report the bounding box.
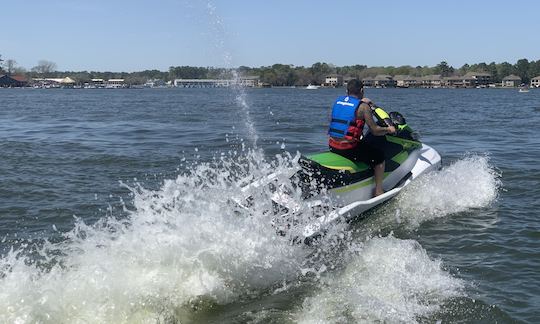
[386,126,397,134]
[361,97,373,105]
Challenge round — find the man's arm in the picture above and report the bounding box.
[359,103,396,136]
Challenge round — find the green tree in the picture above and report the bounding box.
[458,64,470,75]
[309,62,333,84]
[497,62,514,80]
[269,64,297,86]
[434,61,454,77]
[488,62,499,82]
[515,58,530,83]
[528,60,540,80]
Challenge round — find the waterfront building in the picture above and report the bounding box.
[59,77,76,88]
[373,75,396,88]
[421,75,442,88]
[173,76,260,88]
[393,75,419,88]
[502,75,522,87]
[531,76,540,88]
[362,77,375,87]
[90,79,105,88]
[239,76,260,87]
[324,75,343,87]
[32,77,76,88]
[0,74,28,87]
[106,79,126,88]
[461,74,476,88]
[463,72,491,87]
[443,75,465,88]
[174,79,231,88]
[144,79,167,88]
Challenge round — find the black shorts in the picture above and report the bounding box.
[329,141,385,167]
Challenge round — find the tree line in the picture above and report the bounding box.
[1,54,539,86]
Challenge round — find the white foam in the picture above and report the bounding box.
[295,236,464,323]
[388,154,501,228]
[0,154,499,322]
[0,151,307,323]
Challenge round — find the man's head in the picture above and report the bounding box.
[347,79,364,97]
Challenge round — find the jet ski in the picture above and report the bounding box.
[235,108,441,243]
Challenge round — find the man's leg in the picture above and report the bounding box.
[373,161,385,197]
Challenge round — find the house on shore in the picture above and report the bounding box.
[144,79,167,88]
[106,79,126,88]
[239,76,260,87]
[443,75,465,88]
[531,76,540,88]
[88,79,105,88]
[173,76,260,88]
[464,72,491,87]
[393,75,419,88]
[373,75,396,88]
[421,75,442,88]
[33,77,77,88]
[362,77,375,87]
[324,74,343,87]
[0,74,28,87]
[362,75,396,88]
[502,75,522,87]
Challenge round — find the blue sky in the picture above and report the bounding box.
[2,0,539,71]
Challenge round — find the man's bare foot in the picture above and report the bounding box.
[374,189,384,197]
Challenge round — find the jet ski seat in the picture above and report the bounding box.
[294,153,374,198]
[305,152,369,174]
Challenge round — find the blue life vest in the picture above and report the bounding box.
[328,96,363,141]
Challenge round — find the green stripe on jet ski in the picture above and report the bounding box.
[392,150,409,164]
[333,172,391,194]
[385,135,422,150]
[306,152,369,173]
[333,178,374,193]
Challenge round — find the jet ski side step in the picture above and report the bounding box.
[301,186,403,240]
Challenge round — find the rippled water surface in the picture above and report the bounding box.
[0,88,539,323]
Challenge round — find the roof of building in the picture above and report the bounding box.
[531,76,540,80]
[502,74,521,81]
[393,75,416,81]
[422,74,442,81]
[1,74,27,81]
[373,74,393,80]
[10,75,28,82]
[463,71,491,77]
[61,77,76,84]
[444,75,464,81]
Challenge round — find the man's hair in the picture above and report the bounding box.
[347,79,363,95]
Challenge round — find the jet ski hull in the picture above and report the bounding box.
[295,143,441,241]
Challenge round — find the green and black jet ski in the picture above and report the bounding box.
[237,108,441,243]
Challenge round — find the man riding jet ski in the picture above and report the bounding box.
[234,81,441,243]
[269,107,440,243]
[327,79,396,197]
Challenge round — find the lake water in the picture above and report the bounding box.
[0,87,539,323]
